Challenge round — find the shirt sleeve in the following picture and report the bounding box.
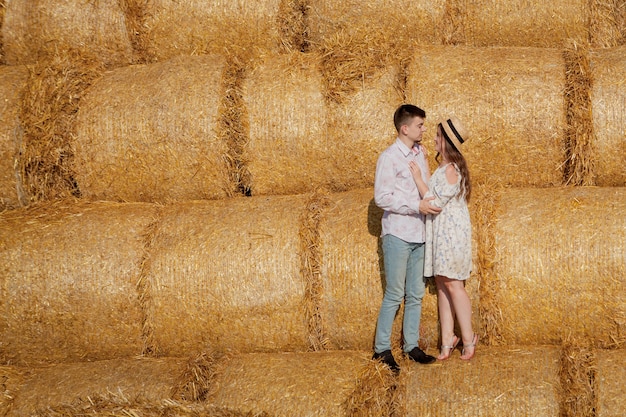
[374,152,419,215]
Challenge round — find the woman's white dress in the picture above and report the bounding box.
[424,163,472,280]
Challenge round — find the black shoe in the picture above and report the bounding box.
[372,349,400,373]
[405,347,436,364]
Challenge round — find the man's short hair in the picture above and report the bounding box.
[393,104,426,132]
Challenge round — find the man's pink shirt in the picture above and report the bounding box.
[374,138,430,243]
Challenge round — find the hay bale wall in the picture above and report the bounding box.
[73,55,233,202]
[0,65,28,209]
[1,0,133,67]
[401,346,561,416]
[406,45,566,187]
[490,187,626,347]
[0,201,157,365]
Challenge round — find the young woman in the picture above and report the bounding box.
[409,116,477,361]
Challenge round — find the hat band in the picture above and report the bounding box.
[446,119,464,144]
[441,124,459,151]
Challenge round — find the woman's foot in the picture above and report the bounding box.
[437,335,459,360]
[460,334,478,360]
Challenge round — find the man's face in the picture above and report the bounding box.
[404,116,426,144]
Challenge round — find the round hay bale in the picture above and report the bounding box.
[0,65,28,209]
[144,197,310,356]
[242,52,327,196]
[142,0,285,61]
[590,46,626,186]
[0,201,157,365]
[73,55,232,203]
[401,346,560,416]
[318,189,480,351]
[492,187,626,347]
[243,52,403,195]
[1,0,133,66]
[307,0,445,49]
[406,45,566,187]
[596,350,626,416]
[207,351,372,417]
[8,357,188,417]
[463,0,588,47]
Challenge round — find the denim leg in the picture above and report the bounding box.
[374,235,413,353]
[403,242,425,352]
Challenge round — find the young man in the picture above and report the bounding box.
[372,104,441,372]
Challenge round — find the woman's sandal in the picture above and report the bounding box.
[460,333,478,361]
[437,335,459,361]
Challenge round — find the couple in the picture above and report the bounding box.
[372,104,476,373]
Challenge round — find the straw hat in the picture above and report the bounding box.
[441,116,469,152]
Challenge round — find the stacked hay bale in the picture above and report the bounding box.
[1,0,626,416]
[2,0,134,66]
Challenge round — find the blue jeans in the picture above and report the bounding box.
[374,234,426,353]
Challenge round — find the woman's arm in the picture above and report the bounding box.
[409,160,429,197]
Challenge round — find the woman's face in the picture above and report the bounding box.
[435,125,446,156]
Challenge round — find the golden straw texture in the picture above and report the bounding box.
[243,51,404,196]
[0,65,28,209]
[307,0,445,49]
[401,346,560,416]
[463,0,588,47]
[208,351,372,417]
[406,45,566,187]
[493,187,626,347]
[142,0,284,61]
[1,0,133,67]
[9,357,188,417]
[590,46,626,186]
[143,197,310,356]
[0,200,156,365]
[73,55,232,202]
[596,349,626,417]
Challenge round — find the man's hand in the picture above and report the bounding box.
[419,196,442,215]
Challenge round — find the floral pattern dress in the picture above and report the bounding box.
[423,163,472,280]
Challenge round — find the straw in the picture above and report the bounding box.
[0,200,156,365]
[9,357,188,417]
[406,45,566,187]
[207,351,373,416]
[563,40,597,186]
[401,346,561,416]
[2,0,133,67]
[18,50,105,204]
[463,0,588,47]
[492,187,626,347]
[72,55,233,202]
[559,337,597,417]
[589,45,626,186]
[143,198,310,356]
[0,65,28,210]
[596,349,626,416]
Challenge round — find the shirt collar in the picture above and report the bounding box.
[395,137,421,157]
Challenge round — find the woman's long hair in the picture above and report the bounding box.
[436,123,472,202]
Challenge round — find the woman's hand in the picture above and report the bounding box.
[408,160,422,183]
